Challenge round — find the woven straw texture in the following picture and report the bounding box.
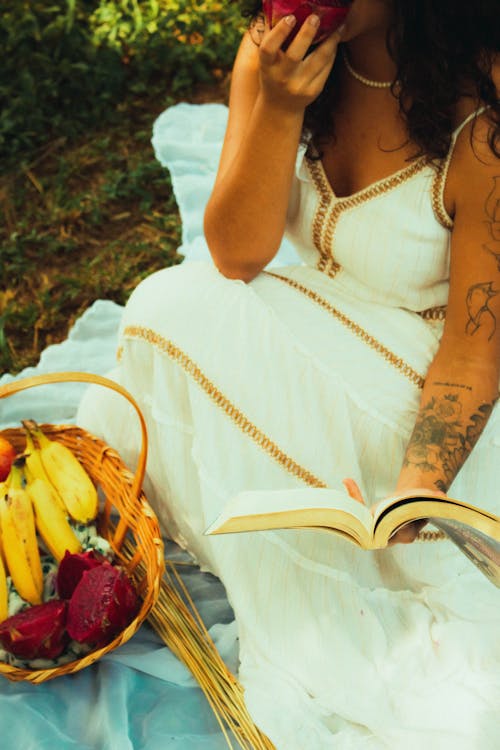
[0,372,275,749]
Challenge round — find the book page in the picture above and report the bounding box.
[372,490,498,524]
[371,486,500,544]
[373,496,500,547]
[204,488,374,537]
[372,489,448,522]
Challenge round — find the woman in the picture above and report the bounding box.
[78,1,500,747]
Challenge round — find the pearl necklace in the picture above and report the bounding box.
[343,51,394,89]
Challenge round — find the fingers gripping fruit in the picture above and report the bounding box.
[263,0,352,47]
[23,421,98,524]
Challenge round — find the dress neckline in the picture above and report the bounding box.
[305,155,433,280]
[303,104,488,205]
[307,156,430,205]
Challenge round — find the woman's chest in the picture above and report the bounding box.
[320,96,420,200]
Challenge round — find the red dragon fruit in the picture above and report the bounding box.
[66,562,139,647]
[263,0,352,48]
[56,550,105,599]
[0,600,68,660]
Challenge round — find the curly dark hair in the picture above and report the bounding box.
[240,0,500,161]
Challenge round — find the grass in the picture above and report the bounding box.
[0,79,229,375]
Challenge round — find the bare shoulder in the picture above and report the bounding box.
[446,58,499,211]
[458,53,499,150]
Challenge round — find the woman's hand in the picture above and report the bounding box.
[342,477,366,505]
[377,487,447,545]
[343,479,447,545]
[258,14,343,113]
[386,519,427,545]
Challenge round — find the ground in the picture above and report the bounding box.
[0,80,228,375]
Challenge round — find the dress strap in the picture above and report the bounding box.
[431,105,490,230]
[451,105,490,139]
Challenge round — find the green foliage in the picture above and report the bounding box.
[0,0,244,166]
[0,2,125,164]
[90,0,245,91]
[0,110,182,374]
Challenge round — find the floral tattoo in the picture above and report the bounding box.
[403,393,497,493]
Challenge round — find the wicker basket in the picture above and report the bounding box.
[0,371,165,684]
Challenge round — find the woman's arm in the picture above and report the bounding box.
[204,17,342,282]
[392,110,500,541]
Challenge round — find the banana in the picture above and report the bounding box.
[22,426,66,512]
[27,477,82,562]
[25,422,98,524]
[0,468,43,605]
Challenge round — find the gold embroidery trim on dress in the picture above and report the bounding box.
[307,157,429,279]
[416,528,446,542]
[307,158,338,276]
[122,325,328,489]
[431,162,454,230]
[265,272,426,389]
[417,305,447,321]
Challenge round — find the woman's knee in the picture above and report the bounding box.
[122,261,213,326]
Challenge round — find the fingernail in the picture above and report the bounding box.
[285,14,296,26]
[308,14,320,28]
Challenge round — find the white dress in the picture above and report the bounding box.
[77,107,500,750]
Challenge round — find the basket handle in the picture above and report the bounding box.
[0,372,148,547]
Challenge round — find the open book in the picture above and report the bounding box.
[205,488,500,588]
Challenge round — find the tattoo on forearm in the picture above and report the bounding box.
[483,176,500,269]
[403,393,497,492]
[465,281,498,341]
[433,381,473,392]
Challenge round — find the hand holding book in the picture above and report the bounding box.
[205,483,500,588]
[342,477,445,546]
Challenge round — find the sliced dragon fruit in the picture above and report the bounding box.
[0,599,68,660]
[66,562,139,647]
[56,550,105,599]
[263,0,352,48]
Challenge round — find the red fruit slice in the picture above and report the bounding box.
[263,0,352,48]
[0,437,16,483]
[56,550,105,599]
[67,562,139,647]
[113,568,141,630]
[0,600,68,660]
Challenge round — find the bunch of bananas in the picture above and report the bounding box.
[0,423,99,622]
